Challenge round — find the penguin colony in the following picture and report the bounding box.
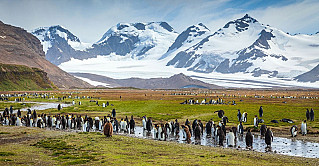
[0,94,316,151]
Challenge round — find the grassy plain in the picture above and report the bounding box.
[0,89,318,165]
[0,126,318,165]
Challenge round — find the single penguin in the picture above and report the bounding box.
[222,116,229,126]
[129,115,135,133]
[214,110,225,118]
[142,116,147,130]
[265,128,273,147]
[237,109,242,122]
[217,126,225,146]
[259,106,263,117]
[290,125,298,137]
[242,112,248,122]
[246,129,253,149]
[306,109,310,121]
[254,115,259,128]
[301,120,307,136]
[226,129,235,147]
[103,120,113,137]
[260,124,267,137]
[237,122,244,135]
[310,108,314,121]
[194,123,201,140]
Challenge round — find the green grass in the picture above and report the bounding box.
[0,63,56,91]
[0,126,318,165]
[3,91,318,132]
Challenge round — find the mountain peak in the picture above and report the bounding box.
[223,14,259,32]
[33,25,80,43]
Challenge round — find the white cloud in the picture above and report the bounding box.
[0,0,318,44]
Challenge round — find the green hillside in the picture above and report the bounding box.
[0,63,57,91]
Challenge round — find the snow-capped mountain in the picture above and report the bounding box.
[87,22,178,60]
[33,15,319,88]
[160,23,211,61]
[32,25,91,65]
[166,14,319,78]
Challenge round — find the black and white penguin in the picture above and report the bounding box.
[174,119,180,137]
[226,129,235,147]
[254,115,259,128]
[194,124,201,140]
[61,116,66,130]
[242,112,248,122]
[310,108,314,121]
[112,109,116,118]
[214,110,225,118]
[265,128,273,147]
[217,126,225,146]
[237,122,244,136]
[306,109,310,121]
[95,117,100,131]
[206,121,212,136]
[301,120,307,136]
[146,118,153,132]
[259,106,263,117]
[290,125,298,137]
[260,124,267,137]
[222,116,229,126]
[246,129,253,149]
[129,115,135,133]
[237,109,242,122]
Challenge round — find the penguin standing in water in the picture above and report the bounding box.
[158,124,163,140]
[306,109,310,121]
[260,124,267,137]
[194,123,201,140]
[146,118,153,133]
[259,106,263,117]
[265,128,273,148]
[254,115,259,128]
[237,109,242,122]
[47,116,52,128]
[61,116,66,130]
[310,108,314,121]
[181,125,191,143]
[95,117,100,131]
[142,116,147,130]
[237,122,244,136]
[246,129,253,149]
[129,116,135,133]
[52,116,56,128]
[290,125,298,137]
[206,120,212,136]
[301,120,307,136]
[154,124,159,139]
[217,125,225,146]
[226,129,235,147]
[174,119,180,139]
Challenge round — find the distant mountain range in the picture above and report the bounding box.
[71,73,222,89]
[31,14,319,88]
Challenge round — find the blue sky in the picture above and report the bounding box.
[0,0,318,43]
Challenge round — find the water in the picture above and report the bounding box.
[121,126,319,158]
[11,102,71,113]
